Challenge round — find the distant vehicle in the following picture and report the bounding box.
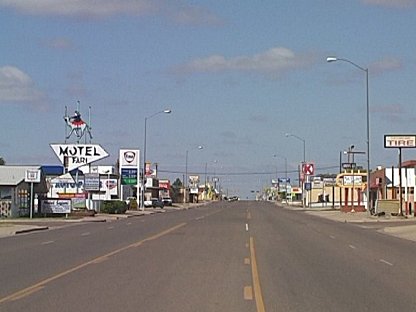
[228,196,239,202]
[144,198,164,209]
[162,197,172,206]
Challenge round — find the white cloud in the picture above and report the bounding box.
[0,0,155,17]
[0,0,223,25]
[361,0,416,8]
[370,57,402,75]
[177,47,315,75]
[0,66,44,104]
[372,103,407,123]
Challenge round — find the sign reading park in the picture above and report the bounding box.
[51,144,109,171]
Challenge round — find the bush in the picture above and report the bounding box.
[101,200,128,214]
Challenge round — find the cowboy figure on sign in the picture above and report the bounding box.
[64,109,92,141]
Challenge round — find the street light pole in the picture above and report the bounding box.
[273,154,288,203]
[285,133,306,163]
[141,109,171,209]
[285,133,306,208]
[327,56,371,214]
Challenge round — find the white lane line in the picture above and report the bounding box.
[41,241,54,245]
[126,222,132,226]
[107,226,114,230]
[195,216,205,220]
[380,259,393,266]
[245,223,249,231]
[349,244,357,249]
[329,235,336,239]
[81,232,90,236]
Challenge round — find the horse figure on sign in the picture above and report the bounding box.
[64,105,92,143]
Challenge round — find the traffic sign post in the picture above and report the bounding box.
[25,169,41,219]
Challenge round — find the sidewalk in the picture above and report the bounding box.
[0,202,204,238]
[284,204,416,242]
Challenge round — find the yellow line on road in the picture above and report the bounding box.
[250,236,265,312]
[0,222,187,304]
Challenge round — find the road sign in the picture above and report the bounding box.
[25,169,41,183]
[302,163,314,175]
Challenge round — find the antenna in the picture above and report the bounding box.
[64,106,68,143]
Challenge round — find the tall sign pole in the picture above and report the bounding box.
[384,135,416,215]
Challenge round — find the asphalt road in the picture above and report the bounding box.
[1,201,416,311]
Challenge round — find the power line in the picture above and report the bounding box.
[158,165,340,177]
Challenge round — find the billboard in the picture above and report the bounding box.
[41,199,71,214]
[384,135,416,148]
[84,173,100,191]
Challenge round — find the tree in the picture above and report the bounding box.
[0,157,5,165]
[172,178,183,188]
[171,178,183,202]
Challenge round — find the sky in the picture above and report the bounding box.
[1,0,416,199]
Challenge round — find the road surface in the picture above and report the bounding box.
[1,201,416,311]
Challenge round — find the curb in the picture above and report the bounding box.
[15,226,49,235]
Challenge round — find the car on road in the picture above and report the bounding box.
[162,197,172,206]
[144,198,165,209]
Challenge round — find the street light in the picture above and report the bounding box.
[285,133,306,208]
[185,145,203,203]
[141,109,171,209]
[327,56,370,213]
[285,133,306,163]
[273,154,288,203]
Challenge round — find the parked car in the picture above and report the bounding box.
[162,197,172,206]
[144,198,164,209]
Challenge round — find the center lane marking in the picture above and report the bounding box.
[250,237,265,312]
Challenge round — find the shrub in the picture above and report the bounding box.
[101,200,128,214]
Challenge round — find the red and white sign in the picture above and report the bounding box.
[159,179,170,190]
[302,163,315,175]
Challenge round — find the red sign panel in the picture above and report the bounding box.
[302,163,314,175]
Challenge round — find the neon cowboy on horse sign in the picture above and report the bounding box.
[64,102,93,143]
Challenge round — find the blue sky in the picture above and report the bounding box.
[1,0,416,198]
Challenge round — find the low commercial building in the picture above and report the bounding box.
[0,166,48,218]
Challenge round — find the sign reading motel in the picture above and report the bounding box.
[384,135,416,149]
[51,144,109,171]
